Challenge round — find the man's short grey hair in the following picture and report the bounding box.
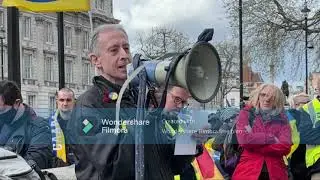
[57,88,75,99]
[89,24,128,55]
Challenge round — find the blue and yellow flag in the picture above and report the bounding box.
[2,0,90,12]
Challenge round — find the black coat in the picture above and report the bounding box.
[67,76,195,180]
[0,104,52,169]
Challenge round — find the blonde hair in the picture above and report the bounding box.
[249,84,285,113]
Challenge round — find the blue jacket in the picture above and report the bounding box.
[0,104,52,169]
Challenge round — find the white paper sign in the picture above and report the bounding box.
[174,110,209,155]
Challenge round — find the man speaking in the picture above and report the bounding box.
[67,24,205,180]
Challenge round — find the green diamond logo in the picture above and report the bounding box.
[82,119,93,134]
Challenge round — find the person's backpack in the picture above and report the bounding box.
[0,148,58,180]
[220,108,255,176]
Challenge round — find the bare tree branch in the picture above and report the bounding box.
[136,26,191,59]
[223,0,320,76]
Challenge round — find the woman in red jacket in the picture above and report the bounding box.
[232,84,292,180]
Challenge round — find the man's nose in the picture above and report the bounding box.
[119,47,129,60]
[177,103,184,109]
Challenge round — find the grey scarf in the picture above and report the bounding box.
[256,108,280,122]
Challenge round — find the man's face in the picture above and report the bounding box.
[57,92,74,112]
[93,30,131,83]
[165,87,190,112]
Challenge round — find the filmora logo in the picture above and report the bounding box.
[26,0,56,2]
[82,119,93,134]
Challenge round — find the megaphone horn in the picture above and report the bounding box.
[128,41,222,103]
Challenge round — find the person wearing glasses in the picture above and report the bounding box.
[165,86,190,111]
[0,80,52,169]
[66,24,204,180]
[233,84,292,180]
[48,88,76,167]
[157,86,216,180]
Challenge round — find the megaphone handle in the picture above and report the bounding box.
[146,87,158,108]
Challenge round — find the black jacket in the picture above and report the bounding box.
[67,76,195,180]
[0,104,52,169]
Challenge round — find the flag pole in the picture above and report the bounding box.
[57,12,65,89]
[7,7,21,88]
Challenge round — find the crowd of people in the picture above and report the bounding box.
[1,23,320,180]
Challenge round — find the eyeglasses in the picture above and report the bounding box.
[170,93,188,106]
[57,98,73,102]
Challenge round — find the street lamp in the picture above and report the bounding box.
[301,0,310,94]
[239,0,244,108]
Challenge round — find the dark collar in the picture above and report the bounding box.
[93,76,122,93]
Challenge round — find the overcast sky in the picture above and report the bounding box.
[113,0,232,52]
[112,0,308,87]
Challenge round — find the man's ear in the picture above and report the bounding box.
[15,99,21,104]
[13,99,22,109]
[89,53,101,68]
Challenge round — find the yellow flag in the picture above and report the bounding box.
[2,0,90,12]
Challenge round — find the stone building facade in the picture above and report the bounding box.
[0,0,118,117]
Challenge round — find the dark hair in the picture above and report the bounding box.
[0,80,23,105]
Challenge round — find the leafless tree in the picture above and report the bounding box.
[223,0,320,79]
[136,27,191,59]
[215,41,241,107]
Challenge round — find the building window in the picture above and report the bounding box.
[109,0,113,14]
[82,61,91,85]
[45,55,55,81]
[83,31,89,50]
[95,0,105,10]
[23,52,33,79]
[27,94,36,108]
[64,26,72,47]
[44,21,53,43]
[22,16,32,39]
[231,98,235,107]
[49,95,56,115]
[65,59,73,83]
[0,11,4,27]
[1,48,7,78]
